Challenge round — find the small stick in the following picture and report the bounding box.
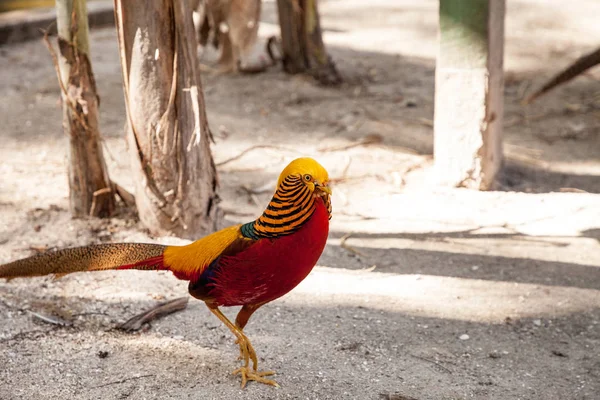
[112,181,136,207]
[379,393,418,400]
[318,134,382,153]
[28,245,50,254]
[28,310,72,327]
[337,211,376,220]
[504,111,556,128]
[559,188,588,193]
[216,145,302,167]
[409,353,452,374]
[117,297,189,332]
[524,47,600,104]
[89,187,112,217]
[340,232,365,257]
[92,374,155,389]
[329,173,381,184]
[341,156,352,179]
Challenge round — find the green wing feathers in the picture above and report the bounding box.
[0,243,166,280]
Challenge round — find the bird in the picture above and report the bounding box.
[0,157,332,388]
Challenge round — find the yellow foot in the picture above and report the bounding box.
[232,366,278,389]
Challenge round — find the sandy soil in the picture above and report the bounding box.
[1,1,600,399]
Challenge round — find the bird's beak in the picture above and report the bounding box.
[315,183,332,196]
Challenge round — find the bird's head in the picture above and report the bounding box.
[277,157,332,197]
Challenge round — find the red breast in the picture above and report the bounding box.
[208,197,330,306]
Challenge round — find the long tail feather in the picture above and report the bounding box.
[0,243,167,279]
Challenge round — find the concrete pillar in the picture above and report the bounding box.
[434,0,505,189]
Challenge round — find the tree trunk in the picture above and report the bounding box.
[55,0,115,217]
[276,0,341,85]
[113,0,221,239]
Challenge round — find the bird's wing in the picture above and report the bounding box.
[162,224,255,281]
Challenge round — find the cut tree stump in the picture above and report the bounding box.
[433,0,505,190]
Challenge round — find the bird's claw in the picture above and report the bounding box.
[233,366,278,388]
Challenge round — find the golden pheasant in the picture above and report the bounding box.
[0,157,332,388]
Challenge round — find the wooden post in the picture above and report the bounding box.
[55,0,115,217]
[113,0,221,239]
[434,0,505,189]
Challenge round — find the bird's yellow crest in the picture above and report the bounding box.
[277,157,330,194]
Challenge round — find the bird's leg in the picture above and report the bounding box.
[233,303,262,362]
[206,304,277,388]
[207,306,253,365]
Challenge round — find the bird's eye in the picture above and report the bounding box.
[303,174,312,182]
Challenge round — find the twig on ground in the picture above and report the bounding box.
[415,117,434,127]
[402,159,429,177]
[329,173,383,184]
[362,104,434,129]
[409,353,452,374]
[341,156,352,179]
[318,134,382,153]
[28,310,72,327]
[28,245,50,254]
[504,112,555,128]
[216,145,302,167]
[117,297,189,332]
[379,393,419,400]
[336,211,377,220]
[340,232,365,257]
[92,374,155,389]
[559,188,588,193]
[523,46,600,104]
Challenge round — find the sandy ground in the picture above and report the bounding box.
[1,0,600,399]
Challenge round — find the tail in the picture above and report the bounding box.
[0,243,167,280]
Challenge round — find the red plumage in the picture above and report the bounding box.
[117,255,194,281]
[117,255,166,272]
[206,197,330,307]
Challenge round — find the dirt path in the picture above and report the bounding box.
[1,1,599,399]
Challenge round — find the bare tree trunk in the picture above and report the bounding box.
[113,0,221,239]
[276,0,341,85]
[54,0,115,217]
